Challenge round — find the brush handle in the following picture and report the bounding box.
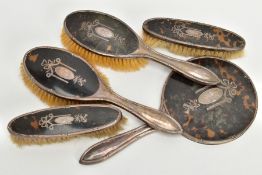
[80,125,153,164]
[141,45,220,85]
[103,91,182,134]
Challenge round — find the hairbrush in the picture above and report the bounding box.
[143,18,245,58]
[61,10,219,85]
[8,104,126,145]
[80,57,257,164]
[22,46,181,133]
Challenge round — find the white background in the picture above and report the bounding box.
[0,0,261,174]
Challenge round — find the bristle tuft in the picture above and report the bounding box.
[20,64,80,106]
[10,116,128,146]
[61,29,148,71]
[143,32,244,59]
[93,67,111,89]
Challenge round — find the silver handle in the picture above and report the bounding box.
[80,125,153,164]
[142,45,220,85]
[105,92,182,133]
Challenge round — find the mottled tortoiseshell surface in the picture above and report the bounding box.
[24,47,100,98]
[64,11,139,56]
[162,57,256,144]
[8,105,121,136]
[143,18,245,51]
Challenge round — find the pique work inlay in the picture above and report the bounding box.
[163,57,257,143]
[80,20,126,44]
[64,11,139,55]
[41,58,87,86]
[39,113,88,130]
[8,105,122,137]
[171,24,216,41]
[143,18,245,50]
[183,79,238,113]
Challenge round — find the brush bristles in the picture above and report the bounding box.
[61,29,148,71]
[143,32,244,59]
[19,54,128,146]
[19,64,128,144]
[20,63,111,105]
[20,64,79,106]
[11,117,127,146]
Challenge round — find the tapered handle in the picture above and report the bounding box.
[104,92,182,134]
[143,46,220,85]
[80,125,153,164]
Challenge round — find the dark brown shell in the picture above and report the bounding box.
[8,105,121,137]
[143,18,245,51]
[23,47,100,98]
[64,10,139,57]
[162,57,257,144]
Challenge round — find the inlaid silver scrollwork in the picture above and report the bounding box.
[183,79,238,113]
[80,20,126,44]
[171,24,216,41]
[41,58,87,86]
[38,113,88,130]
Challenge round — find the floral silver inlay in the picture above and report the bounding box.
[41,58,87,86]
[171,24,216,41]
[183,79,238,113]
[39,113,88,130]
[183,99,200,114]
[80,19,126,44]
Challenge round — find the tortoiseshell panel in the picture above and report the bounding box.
[64,11,139,56]
[143,18,245,51]
[163,57,257,144]
[8,105,121,136]
[24,47,100,98]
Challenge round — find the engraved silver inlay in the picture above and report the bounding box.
[183,79,238,113]
[198,88,223,105]
[55,66,75,80]
[80,19,126,44]
[95,26,114,38]
[39,113,88,130]
[171,24,216,41]
[41,58,87,86]
[54,116,74,124]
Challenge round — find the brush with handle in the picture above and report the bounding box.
[61,10,220,85]
[80,57,257,164]
[22,46,182,133]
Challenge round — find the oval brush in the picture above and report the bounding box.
[8,104,127,146]
[22,46,182,133]
[61,10,220,85]
[143,18,245,58]
[20,59,109,106]
[20,60,127,143]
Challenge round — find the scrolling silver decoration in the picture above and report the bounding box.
[41,58,87,86]
[80,19,126,44]
[183,79,238,113]
[39,113,88,130]
[171,24,216,41]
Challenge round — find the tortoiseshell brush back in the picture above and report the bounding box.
[7,10,256,166]
[20,58,110,106]
[143,18,245,58]
[8,104,126,145]
[22,46,181,133]
[80,57,257,164]
[61,10,220,85]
